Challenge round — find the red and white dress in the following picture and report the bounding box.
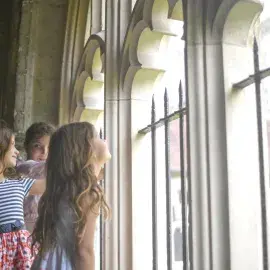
[0,177,38,269]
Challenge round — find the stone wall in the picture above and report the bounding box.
[0,1,22,127]
[14,0,68,136]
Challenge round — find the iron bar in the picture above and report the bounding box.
[181,1,192,267]
[164,89,172,269]
[253,37,269,270]
[233,67,270,90]
[139,108,186,134]
[99,203,103,270]
[179,81,188,270]
[151,96,158,270]
[99,129,104,270]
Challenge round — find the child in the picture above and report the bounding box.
[17,122,55,232]
[24,122,55,162]
[31,122,111,270]
[0,120,46,269]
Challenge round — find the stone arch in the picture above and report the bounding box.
[212,0,263,45]
[71,32,105,130]
[60,0,106,125]
[214,0,264,88]
[169,1,184,21]
[121,0,184,101]
[215,0,263,88]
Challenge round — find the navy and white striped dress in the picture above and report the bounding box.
[0,177,35,226]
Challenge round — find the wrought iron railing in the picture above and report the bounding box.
[98,129,105,270]
[233,37,270,270]
[138,81,189,270]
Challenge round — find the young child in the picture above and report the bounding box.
[31,122,111,270]
[17,122,55,232]
[0,120,46,269]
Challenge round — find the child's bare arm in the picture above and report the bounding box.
[77,206,99,270]
[29,178,46,195]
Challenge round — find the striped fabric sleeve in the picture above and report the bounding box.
[20,177,36,196]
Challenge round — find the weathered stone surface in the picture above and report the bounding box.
[14,0,68,132]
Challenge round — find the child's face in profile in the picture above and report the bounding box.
[4,135,19,168]
[93,138,111,165]
[28,135,50,162]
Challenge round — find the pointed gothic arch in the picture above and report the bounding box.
[71,32,105,131]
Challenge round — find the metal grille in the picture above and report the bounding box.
[233,37,270,270]
[98,129,105,270]
[138,82,189,270]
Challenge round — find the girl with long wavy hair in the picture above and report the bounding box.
[0,120,45,269]
[31,122,111,270]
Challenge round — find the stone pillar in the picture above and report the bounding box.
[14,0,68,152]
[104,0,132,269]
[14,0,68,131]
[185,1,230,268]
[0,1,21,127]
[59,0,89,125]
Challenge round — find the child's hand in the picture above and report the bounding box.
[97,168,104,182]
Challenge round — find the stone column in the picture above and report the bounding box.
[59,0,89,125]
[104,0,132,269]
[14,0,68,148]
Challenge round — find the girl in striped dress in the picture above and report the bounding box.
[31,122,110,270]
[0,120,46,269]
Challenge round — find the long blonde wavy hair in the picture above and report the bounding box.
[31,122,110,267]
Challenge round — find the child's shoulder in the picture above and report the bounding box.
[0,178,23,190]
[5,176,29,183]
[4,178,22,183]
